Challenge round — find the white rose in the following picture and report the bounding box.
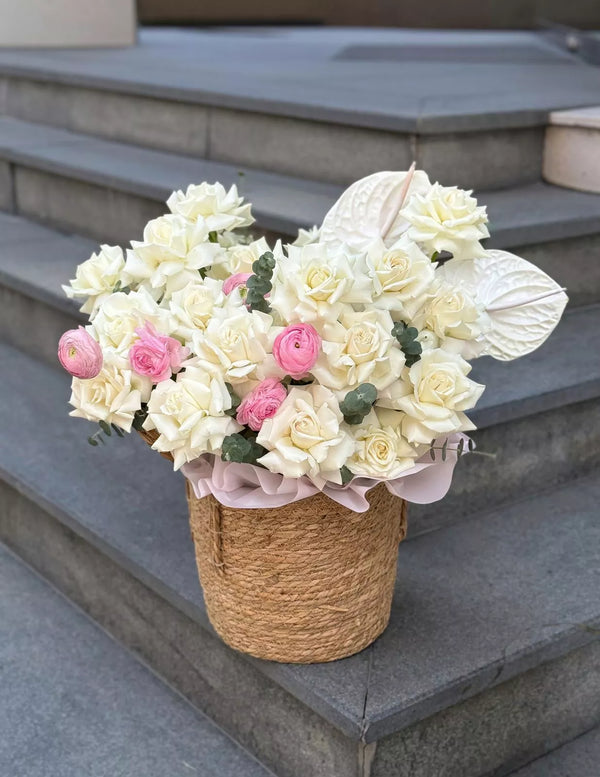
[191,307,275,383]
[292,225,320,247]
[368,235,435,312]
[347,409,418,479]
[377,349,485,444]
[169,277,241,346]
[270,243,372,323]
[90,287,173,357]
[409,280,488,343]
[69,355,151,432]
[417,328,440,352]
[400,183,489,260]
[257,384,354,485]
[311,309,405,392]
[167,182,253,232]
[209,236,272,280]
[62,245,130,317]
[144,366,241,470]
[125,214,225,291]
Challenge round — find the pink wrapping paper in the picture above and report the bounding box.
[181,434,469,513]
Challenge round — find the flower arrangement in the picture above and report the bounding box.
[59,168,567,511]
[58,168,568,663]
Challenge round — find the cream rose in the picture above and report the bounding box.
[270,243,372,323]
[257,384,354,484]
[368,235,435,312]
[125,214,225,290]
[89,287,173,358]
[292,225,320,247]
[191,307,275,383]
[347,409,418,479]
[377,349,485,444]
[167,182,253,232]
[311,309,405,392]
[408,280,488,350]
[169,277,240,346]
[69,355,151,432]
[400,183,489,260]
[208,236,272,280]
[62,245,130,317]
[144,366,241,470]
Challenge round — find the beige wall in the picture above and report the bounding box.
[0,0,136,47]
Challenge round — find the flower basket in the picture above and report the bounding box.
[140,428,406,662]
[59,169,567,665]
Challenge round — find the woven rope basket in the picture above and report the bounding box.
[140,430,407,663]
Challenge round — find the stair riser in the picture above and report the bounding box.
[1,479,598,777]
[0,483,361,777]
[2,280,599,535]
[0,163,599,307]
[0,284,82,369]
[410,395,600,537]
[0,75,544,190]
[372,639,600,777]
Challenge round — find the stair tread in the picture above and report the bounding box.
[1,116,600,242]
[0,543,272,777]
[0,28,599,133]
[510,726,600,776]
[0,342,598,742]
[1,210,599,430]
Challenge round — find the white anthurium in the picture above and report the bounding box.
[320,166,432,252]
[437,249,568,361]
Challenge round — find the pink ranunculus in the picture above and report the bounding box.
[237,378,287,432]
[223,272,252,296]
[273,323,321,379]
[129,322,189,383]
[58,326,103,379]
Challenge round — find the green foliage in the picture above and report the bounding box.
[208,231,219,243]
[132,407,148,432]
[340,383,377,425]
[246,251,276,313]
[224,383,242,417]
[340,465,354,485]
[430,250,454,266]
[88,417,130,447]
[221,433,266,465]
[112,280,131,294]
[391,321,422,367]
[99,420,112,436]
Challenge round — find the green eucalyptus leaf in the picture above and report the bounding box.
[340,465,354,485]
[340,383,377,425]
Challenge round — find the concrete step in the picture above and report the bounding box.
[0,117,599,305]
[0,341,599,777]
[0,28,599,189]
[0,544,273,777]
[509,726,600,776]
[0,209,599,535]
[544,107,600,194]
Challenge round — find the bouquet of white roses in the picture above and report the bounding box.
[59,167,568,508]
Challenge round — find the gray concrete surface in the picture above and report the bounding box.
[0,545,273,777]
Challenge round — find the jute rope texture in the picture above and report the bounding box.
[139,429,407,663]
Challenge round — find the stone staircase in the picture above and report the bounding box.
[0,27,599,777]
